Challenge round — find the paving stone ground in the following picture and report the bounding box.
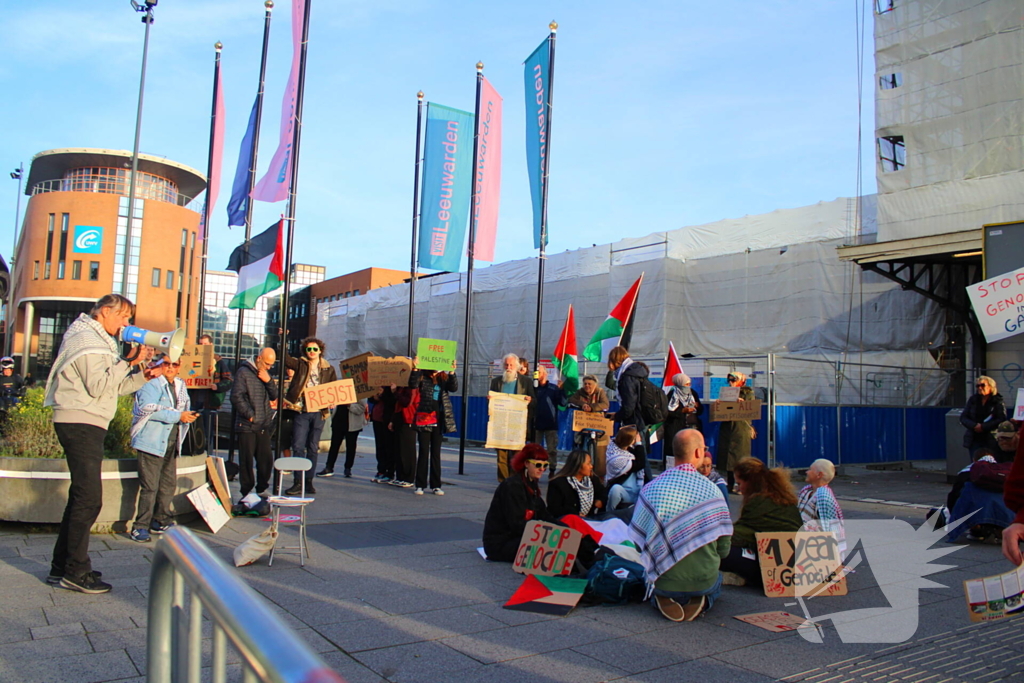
[0,440,1020,683]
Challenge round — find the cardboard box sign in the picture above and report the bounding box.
[367,356,413,387]
[710,399,762,422]
[303,378,357,412]
[571,409,614,437]
[181,344,215,389]
[339,352,375,400]
[416,337,457,372]
[513,521,583,577]
[755,531,847,598]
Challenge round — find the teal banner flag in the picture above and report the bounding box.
[524,37,550,249]
[419,103,475,272]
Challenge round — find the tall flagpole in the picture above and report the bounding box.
[407,91,424,356]
[532,21,557,373]
[228,0,274,467]
[198,42,223,338]
[458,63,484,475]
[273,0,314,459]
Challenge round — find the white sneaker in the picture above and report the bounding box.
[433,488,445,496]
[414,488,424,495]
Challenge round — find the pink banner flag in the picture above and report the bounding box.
[472,76,503,262]
[251,0,305,203]
[200,67,226,240]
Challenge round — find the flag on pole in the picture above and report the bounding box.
[251,0,304,203]
[418,103,475,272]
[227,98,258,227]
[200,64,226,240]
[226,220,285,309]
[582,273,644,362]
[662,341,683,392]
[472,76,503,262]
[524,36,551,250]
[551,305,579,396]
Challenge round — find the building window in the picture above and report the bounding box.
[178,273,183,292]
[33,261,39,279]
[879,73,902,90]
[166,271,174,289]
[878,135,906,172]
[152,268,161,287]
[353,289,359,296]
[45,214,54,279]
[57,213,69,280]
[72,260,82,280]
[89,261,100,281]
[875,0,894,13]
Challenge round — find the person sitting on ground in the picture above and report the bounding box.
[994,421,1019,464]
[697,452,729,499]
[482,444,555,562]
[628,429,733,622]
[797,458,845,551]
[947,446,1016,543]
[719,457,802,587]
[1001,423,1024,563]
[935,447,999,527]
[547,449,607,519]
[605,426,646,512]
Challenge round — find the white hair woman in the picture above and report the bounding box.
[798,458,845,552]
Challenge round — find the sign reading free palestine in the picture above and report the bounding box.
[966,266,1024,343]
[416,338,457,372]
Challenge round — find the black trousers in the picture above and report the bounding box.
[237,429,273,497]
[51,423,106,579]
[395,423,417,484]
[415,426,443,490]
[719,545,763,587]
[326,429,360,472]
[373,421,396,477]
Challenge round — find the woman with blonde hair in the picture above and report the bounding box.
[719,457,801,587]
[960,375,1006,458]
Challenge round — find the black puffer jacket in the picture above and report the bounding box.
[614,359,649,431]
[960,392,1006,451]
[231,361,279,432]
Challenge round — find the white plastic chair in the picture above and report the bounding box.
[267,457,313,566]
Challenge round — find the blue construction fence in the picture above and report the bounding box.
[448,394,949,469]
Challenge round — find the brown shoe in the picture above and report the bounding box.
[655,595,685,622]
[721,572,747,587]
[682,595,706,621]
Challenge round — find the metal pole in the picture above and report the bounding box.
[273,0,314,459]
[532,22,557,372]
[122,1,156,297]
[6,163,23,357]
[458,64,484,475]
[198,42,223,339]
[407,92,424,356]
[767,353,776,468]
[228,1,274,467]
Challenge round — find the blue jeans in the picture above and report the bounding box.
[291,411,325,483]
[608,472,642,511]
[651,572,723,612]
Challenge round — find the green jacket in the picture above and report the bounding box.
[655,535,732,594]
[732,494,802,550]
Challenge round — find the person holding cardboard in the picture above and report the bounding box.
[628,429,733,622]
[409,364,458,495]
[283,337,337,495]
[187,334,232,455]
[483,444,555,562]
[488,353,535,482]
[716,372,755,492]
[568,374,611,477]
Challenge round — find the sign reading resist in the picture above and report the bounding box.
[303,379,357,412]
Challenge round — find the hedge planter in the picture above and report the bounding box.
[0,454,208,532]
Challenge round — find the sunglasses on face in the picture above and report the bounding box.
[527,460,549,470]
[306,347,320,352]
[167,362,181,368]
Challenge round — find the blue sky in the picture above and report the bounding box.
[1,0,876,279]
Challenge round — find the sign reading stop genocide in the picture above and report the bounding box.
[966,266,1024,343]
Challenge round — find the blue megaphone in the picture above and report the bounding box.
[121,326,186,363]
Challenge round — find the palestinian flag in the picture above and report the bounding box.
[583,273,644,362]
[662,341,683,392]
[551,305,579,396]
[504,574,588,616]
[227,220,285,309]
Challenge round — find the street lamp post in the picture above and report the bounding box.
[6,164,23,356]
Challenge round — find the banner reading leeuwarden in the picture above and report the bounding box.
[524,37,550,250]
[418,104,475,272]
[966,265,1024,343]
[473,77,503,262]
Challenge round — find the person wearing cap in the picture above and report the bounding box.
[994,421,1018,464]
[664,372,703,466]
[0,356,26,411]
[716,372,755,492]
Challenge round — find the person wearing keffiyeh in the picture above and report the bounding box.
[628,429,732,622]
[797,458,845,553]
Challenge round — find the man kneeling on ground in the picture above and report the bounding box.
[628,429,733,622]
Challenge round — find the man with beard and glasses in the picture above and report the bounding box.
[488,353,535,482]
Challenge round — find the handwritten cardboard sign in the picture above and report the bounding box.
[339,352,375,400]
[205,456,232,511]
[966,265,1024,343]
[181,344,215,389]
[303,378,357,412]
[513,521,583,577]
[571,409,614,437]
[710,399,762,422]
[416,337,457,372]
[367,356,413,387]
[755,531,847,598]
[734,611,815,633]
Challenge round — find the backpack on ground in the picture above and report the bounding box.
[585,553,646,605]
[639,379,668,426]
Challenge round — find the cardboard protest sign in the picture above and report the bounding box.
[755,531,847,598]
[710,399,762,422]
[339,353,375,400]
[206,456,232,511]
[485,391,529,450]
[513,521,583,577]
[966,265,1024,343]
[718,386,740,402]
[504,574,587,616]
[180,344,215,389]
[416,337,457,372]
[303,378,357,412]
[367,356,413,387]
[187,483,230,533]
[734,611,815,633]
[571,409,614,437]
[964,563,1024,622]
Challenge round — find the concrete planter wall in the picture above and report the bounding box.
[0,454,208,531]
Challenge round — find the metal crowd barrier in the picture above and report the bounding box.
[147,526,343,683]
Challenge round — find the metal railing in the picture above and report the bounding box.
[148,526,343,683]
[30,177,200,210]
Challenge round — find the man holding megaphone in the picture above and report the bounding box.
[44,294,166,595]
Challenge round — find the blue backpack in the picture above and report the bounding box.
[585,554,646,604]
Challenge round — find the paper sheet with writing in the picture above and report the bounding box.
[485,391,529,450]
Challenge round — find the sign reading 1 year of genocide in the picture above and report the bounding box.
[339,352,375,399]
[755,531,847,598]
[416,337,457,372]
[513,521,583,577]
[367,356,413,387]
[966,265,1024,343]
[303,378,357,412]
